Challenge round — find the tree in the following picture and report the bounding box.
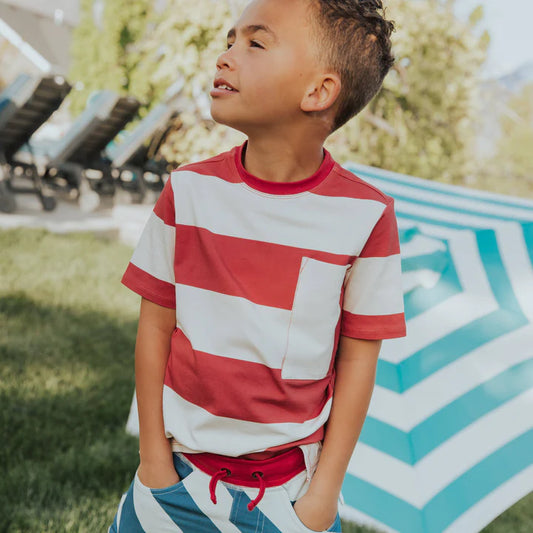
[472,83,533,198]
[496,84,533,181]
[325,0,490,184]
[68,0,153,117]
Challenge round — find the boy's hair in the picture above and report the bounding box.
[308,0,395,131]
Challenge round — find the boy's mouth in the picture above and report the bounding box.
[211,78,239,96]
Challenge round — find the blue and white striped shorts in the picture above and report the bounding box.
[109,452,342,532]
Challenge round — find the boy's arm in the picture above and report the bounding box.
[135,297,180,488]
[294,335,382,531]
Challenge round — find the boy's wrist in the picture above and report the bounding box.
[139,435,174,463]
[305,472,342,504]
[305,453,347,503]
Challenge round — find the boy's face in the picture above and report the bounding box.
[210,0,322,134]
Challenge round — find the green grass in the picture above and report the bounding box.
[1,228,140,532]
[1,227,532,532]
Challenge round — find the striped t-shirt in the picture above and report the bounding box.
[122,142,406,457]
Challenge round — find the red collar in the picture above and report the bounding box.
[234,141,334,195]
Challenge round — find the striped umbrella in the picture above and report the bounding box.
[340,162,533,533]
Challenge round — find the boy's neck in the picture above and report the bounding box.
[243,136,326,184]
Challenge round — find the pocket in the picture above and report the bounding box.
[134,453,193,495]
[280,488,339,533]
[282,257,348,380]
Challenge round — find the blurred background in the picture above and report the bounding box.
[0,1,532,532]
[0,0,532,198]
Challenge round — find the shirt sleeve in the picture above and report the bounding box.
[341,197,406,339]
[121,176,176,308]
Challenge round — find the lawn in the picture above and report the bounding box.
[1,227,531,532]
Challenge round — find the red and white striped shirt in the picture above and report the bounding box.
[122,142,406,456]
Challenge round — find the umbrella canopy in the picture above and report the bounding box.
[341,162,533,533]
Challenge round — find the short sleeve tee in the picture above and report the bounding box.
[122,142,406,456]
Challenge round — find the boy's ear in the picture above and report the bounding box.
[300,73,341,113]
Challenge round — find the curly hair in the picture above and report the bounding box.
[307,0,395,131]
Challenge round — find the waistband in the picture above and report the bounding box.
[182,447,306,511]
[182,446,306,488]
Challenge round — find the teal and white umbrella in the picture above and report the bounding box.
[341,162,533,533]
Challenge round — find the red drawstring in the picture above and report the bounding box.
[247,472,265,511]
[209,468,266,511]
[209,468,231,504]
[185,447,305,514]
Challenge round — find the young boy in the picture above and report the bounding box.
[109,0,405,531]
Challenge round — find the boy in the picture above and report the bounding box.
[109,0,405,531]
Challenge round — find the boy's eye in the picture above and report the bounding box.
[225,40,263,50]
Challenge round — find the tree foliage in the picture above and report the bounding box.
[496,84,533,182]
[68,0,153,117]
[472,83,533,198]
[68,0,489,179]
[325,0,489,183]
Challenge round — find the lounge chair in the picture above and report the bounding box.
[106,79,186,203]
[43,90,140,210]
[0,73,71,212]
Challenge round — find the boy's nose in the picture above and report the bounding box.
[216,49,234,70]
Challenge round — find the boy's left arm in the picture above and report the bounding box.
[294,335,382,531]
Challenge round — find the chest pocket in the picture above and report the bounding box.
[281,257,348,380]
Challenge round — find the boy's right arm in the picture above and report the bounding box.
[135,297,179,489]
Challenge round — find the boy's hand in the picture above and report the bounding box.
[293,491,338,532]
[137,458,180,489]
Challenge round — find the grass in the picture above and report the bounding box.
[1,227,532,532]
[1,228,140,532]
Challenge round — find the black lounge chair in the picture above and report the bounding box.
[43,90,140,210]
[106,80,185,203]
[0,73,71,213]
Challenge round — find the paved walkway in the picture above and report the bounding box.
[0,192,153,246]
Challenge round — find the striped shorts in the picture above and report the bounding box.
[109,448,342,532]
